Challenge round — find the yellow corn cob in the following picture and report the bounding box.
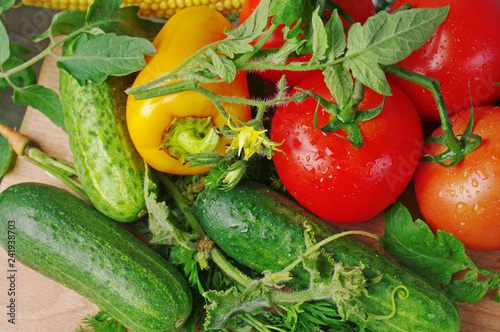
[22,0,245,19]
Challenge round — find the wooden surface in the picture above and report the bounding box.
[0,53,500,332]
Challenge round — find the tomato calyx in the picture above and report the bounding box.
[161,117,222,164]
[421,107,483,167]
[298,83,384,149]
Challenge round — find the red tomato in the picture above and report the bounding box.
[414,106,500,251]
[239,0,376,87]
[389,0,500,123]
[271,73,424,224]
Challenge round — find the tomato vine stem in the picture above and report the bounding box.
[384,64,476,165]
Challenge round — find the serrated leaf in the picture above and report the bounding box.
[218,40,254,59]
[323,64,353,109]
[57,33,155,85]
[443,278,498,304]
[12,85,65,130]
[270,0,308,27]
[0,122,16,178]
[265,37,305,66]
[0,20,10,65]
[33,9,87,42]
[381,202,477,286]
[346,7,449,65]
[218,0,271,58]
[224,0,270,41]
[203,287,271,330]
[325,9,346,61]
[143,167,178,246]
[343,56,390,96]
[343,7,449,95]
[85,0,162,40]
[309,7,328,63]
[206,49,237,83]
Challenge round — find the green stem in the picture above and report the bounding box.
[0,29,73,80]
[240,314,272,332]
[384,64,462,155]
[0,123,90,202]
[338,81,364,123]
[157,173,206,237]
[127,79,198,100]
[24,147,91,203]
[210,247,253,287]
[126,39,228,95]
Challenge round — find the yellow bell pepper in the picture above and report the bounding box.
[126,6,251,175]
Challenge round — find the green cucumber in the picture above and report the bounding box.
[0,182,192,331]
[59,38,147,222]
[195,181,461,332]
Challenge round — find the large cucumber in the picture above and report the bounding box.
[195,181,461,332]
[0,182,192,331]
[59,38,147,222]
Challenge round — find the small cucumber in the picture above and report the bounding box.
[0,182,192,331]
[59,38,147,222]
[195,181,461,332]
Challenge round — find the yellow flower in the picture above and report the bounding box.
[227,123,282,160]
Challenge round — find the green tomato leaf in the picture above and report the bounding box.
[0,0,15,15]
[0,51,37,90]
[9,43,31,57]
[0,122,16,178]
[382,202,500,304]
[381,202,476,286]
[85,0,162,40]
[33,9,87,42]
[325,9,346,61]
[323,64,353,109]
[442,278,499,304]
[346,7,449,65]
[270,0,309,27]
[222,0,270,54]
[343,56,390,96]
[206,48,237,83]
[57,33,155,85]
[309,7,328,64]
[12,85,65,130]
[203,286,271,330]
[343,6,449,95]
[0,20,10,65]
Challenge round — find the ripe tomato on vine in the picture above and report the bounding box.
[271,73,423,224]
[414,106,500,251]
[389,0,500,122]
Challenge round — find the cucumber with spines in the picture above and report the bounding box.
[195,181,461,332]
[59,36,148,222]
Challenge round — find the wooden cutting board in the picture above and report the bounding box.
[0,53,499,332]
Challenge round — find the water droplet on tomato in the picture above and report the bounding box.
[474,202,485,215]
[304,163,314,172]
[446,188,457,198]
[471,178,479,188]
[456,202,468,213]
